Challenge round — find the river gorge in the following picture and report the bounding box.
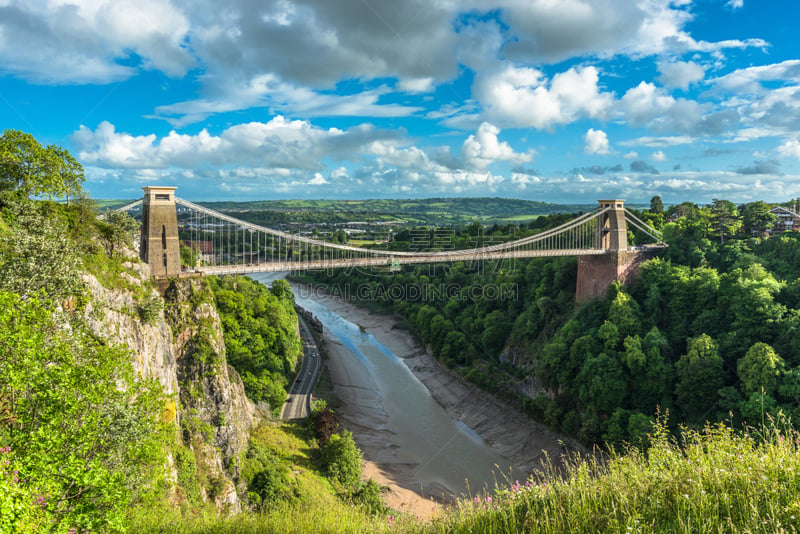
[250,273,577,516]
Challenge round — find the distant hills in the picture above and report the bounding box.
[97,197,601,226]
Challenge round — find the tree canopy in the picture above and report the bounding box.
[0,129,84,200]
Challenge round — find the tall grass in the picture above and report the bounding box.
[426,420,800,533]
[129,500,408,534]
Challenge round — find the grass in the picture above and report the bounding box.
[129,418,800,533]
[424,420,800,533]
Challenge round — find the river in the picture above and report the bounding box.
[250,272,516,498]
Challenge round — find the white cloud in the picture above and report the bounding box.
[461,122,533,170]
[152,75,421,127]
[727,0,744,8]
[652,150,667,161]
[72,117,404,170]
[0,0,193,84]
[658,60,705,90]
[493,0,764,62]
[584,128,610,155]
[712,60,800,93]
[398,77,435,93]
[779,139,800,159]
[474,65,613,129]
[620,135,693,147]
[619,81,736,136]
[624,151,638,159]
[309,173,328,185]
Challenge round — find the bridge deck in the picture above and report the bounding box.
[197,247,614,275]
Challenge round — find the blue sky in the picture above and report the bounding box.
[1,0,799,204]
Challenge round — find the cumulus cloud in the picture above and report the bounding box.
[727,0,744,9]
[461,123,533,170]
[620,82,739,136]
[474,64,613,129]
[71,117,404,170]
[492,0,763,62]
[658,60,705,90]
[0,0,193,84]
[652,150,667,161]
[779,139,800,159]
[73,118,541,198]
[584,128,610,154]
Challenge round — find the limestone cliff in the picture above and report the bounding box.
[81,256,256,510]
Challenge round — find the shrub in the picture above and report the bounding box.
[320,431,362,489]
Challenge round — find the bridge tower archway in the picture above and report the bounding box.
[140,186,181,278]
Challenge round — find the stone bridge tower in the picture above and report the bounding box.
[575,200,653,303]
[140,186,181,278]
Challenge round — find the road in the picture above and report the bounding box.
[279,313,322,419]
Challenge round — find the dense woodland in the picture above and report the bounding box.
[208,276,302,414]
[305,197,800,448]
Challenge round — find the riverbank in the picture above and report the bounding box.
[306,288,583,519]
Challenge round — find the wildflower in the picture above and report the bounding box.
[387,514,394,525]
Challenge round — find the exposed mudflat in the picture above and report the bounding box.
[310,290,582,519]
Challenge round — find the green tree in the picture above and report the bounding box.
[738,342,785,396]
[742,201,776,236]
[320,430,362,488]
[675,334,724,423]
[0,130,84,201]
[98,209,139,258]
[649,195,664,215]
[577,353,628,415]
[710,199,741,244]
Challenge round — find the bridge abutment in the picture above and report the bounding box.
[575,251,648,303]
[575,199,653,303]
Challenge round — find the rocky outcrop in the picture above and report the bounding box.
[164,277,256,504]
[81,257,256,510]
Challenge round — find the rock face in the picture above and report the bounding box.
[82,259,255,510]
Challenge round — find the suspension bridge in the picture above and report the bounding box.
[118,186,666,301]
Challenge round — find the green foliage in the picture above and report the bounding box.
[139,295,164,324]
[738,342,785,396]
[0,202,82,300]
[675,334,724,423]
[320,430,362,489]
[0,291,164,531]
[98,209,139,258]
[241,430,296,506]
[0,447,46,533]
[209,275,302,413]
[345,479,389,517]
[0,129,84,200]
[649,195,664,215]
